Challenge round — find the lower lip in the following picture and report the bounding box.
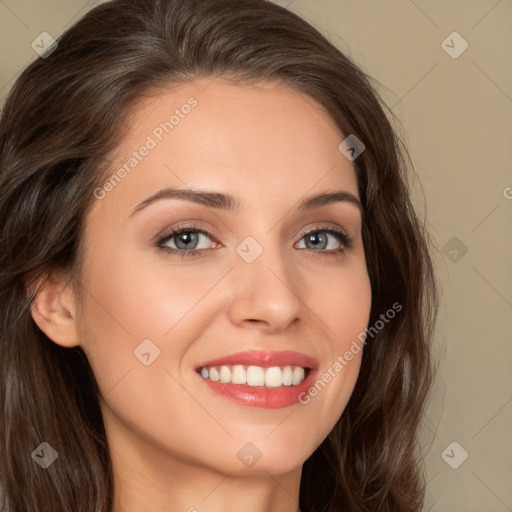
[198,370,317,409]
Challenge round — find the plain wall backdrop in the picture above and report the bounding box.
[1,1,511,511]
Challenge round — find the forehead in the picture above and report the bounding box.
[91,77,359,221]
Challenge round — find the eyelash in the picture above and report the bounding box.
[155,223,354,260]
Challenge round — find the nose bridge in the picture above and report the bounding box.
[227,232,303,331]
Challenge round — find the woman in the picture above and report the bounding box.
[0,0,439,511]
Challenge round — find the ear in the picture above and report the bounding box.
[24,269,80,348]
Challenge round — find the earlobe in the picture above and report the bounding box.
[24,270,80,348]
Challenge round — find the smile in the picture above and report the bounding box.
[198,364,308,387]
[194,350,318,408]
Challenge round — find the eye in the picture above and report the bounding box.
[295,226,353,256]
[156,224,217,258]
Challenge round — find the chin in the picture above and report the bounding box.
[220,436,317,476]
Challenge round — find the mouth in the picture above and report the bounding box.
[197,364,312,387]
[194,350,318,408]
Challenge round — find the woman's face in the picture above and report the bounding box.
[74,77,372,476]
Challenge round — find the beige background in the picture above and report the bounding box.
[1,1,511,510]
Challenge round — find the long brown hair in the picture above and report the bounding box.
[0,1,439,510]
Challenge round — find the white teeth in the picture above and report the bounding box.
[209,367,220,382]
[246,366,265,386]
[198,364,308,387]
[292,366,305,385]
[282,366,293,386]
[265,366,282,387]
[231,365,247,384]
[219,365,231,383]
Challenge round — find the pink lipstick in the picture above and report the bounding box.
[195,350,318,409]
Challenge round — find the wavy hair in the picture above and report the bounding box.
[0,0,439,510]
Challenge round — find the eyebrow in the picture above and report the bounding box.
[129,187,363,217]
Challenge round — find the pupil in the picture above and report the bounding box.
[176,231,198,249]
[308,233,327,250]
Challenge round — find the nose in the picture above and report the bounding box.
[227,242,303,334]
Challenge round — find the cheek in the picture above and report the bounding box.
[75,251,178,389]
[79,247,206,340]
[298,264,371,430]
[75,243,232,397]
[318,261,372,349]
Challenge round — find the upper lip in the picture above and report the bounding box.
[196,350,318,370]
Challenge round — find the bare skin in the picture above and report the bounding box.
[30,77,372,512]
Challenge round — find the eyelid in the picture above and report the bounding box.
[298,222,350,239]
[154,221,220,245]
